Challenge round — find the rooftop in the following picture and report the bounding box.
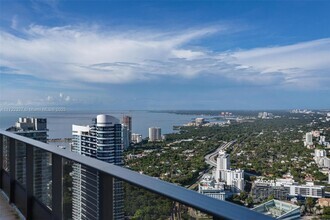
[252,200,300,219]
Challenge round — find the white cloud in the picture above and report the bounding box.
[0,24,329,89]
[226,38,330,87]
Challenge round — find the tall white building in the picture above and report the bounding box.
[217,151,230,170]
[199,149,245,201]
[225,169,245,192]
[72,115,124,220]
[214,151,244,192]
[148,127,161,142]
[305,132,313,146]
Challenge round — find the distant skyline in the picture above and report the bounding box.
[0,0,329,110]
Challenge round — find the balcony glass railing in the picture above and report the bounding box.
[0,129,274,220]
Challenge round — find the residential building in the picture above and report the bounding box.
[195,118,205,126]
[258,112,274,119]
[314,149,330,168]
[224,169,245,192]
[122,115,132,131]
[131,133,143,144]
[252,178,325,199]
[198,174,227,200]
[251,183,288,203]
[214,151,244,192]
[71,114,124,220]
[148,127,161,142]
[6,117,48,142]
[6,117,51,207]
[216,151,230,171]
[122,116,132,149]
[122,124,130,150]
[315,149,326,158]
[305,132,313,146]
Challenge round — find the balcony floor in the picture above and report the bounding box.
[0,191,20,220]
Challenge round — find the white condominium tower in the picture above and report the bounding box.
[215,150,244,192]
[71,115,124,220]
[305,132,313,146]
[217,150,230,170]
[148,127,161,142]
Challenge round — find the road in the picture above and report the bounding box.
[204,140,236,167]
[204,140,258,177]
[188,139,258,190]
[187,141,236,190]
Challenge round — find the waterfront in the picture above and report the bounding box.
[0,110,223,139]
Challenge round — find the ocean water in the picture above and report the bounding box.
[0,110,214,139]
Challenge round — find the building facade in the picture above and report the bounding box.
[72,115,124,220]
[6,117,51,207]
[122,116,132,148]
[305,132,313,146]
[198,174,227,200]
[131,133,143,144]
[252,178,325,201]
[148,127,161,142]
[215,151,244,192]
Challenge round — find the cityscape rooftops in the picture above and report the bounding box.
[252,199,300,219]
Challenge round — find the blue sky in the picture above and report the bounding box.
[0,0,329,110]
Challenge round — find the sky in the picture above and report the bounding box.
[0,0,329,110]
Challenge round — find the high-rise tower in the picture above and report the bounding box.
[6,117,51,207]
[71,114,124,220]
[122,115,132,131]
[148,127,161,142]
[122,115,132,149]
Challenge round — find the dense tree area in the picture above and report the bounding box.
[230,114,330,182]
[124,183,172,220]
[124,111,330,218]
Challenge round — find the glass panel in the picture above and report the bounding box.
[33,148,52,209]
[124,182,172,219]
[65,159,125,220]
[63,158,73,220]
[2,136,10,172]
[62,158,211,219]
[15,140,27,187]
[123,180,211,219]
[72,163,100,220]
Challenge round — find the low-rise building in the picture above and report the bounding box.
[252,200,300,220]
[314,149,330,168]
[198,174,228,201]
[252,178,325,200]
